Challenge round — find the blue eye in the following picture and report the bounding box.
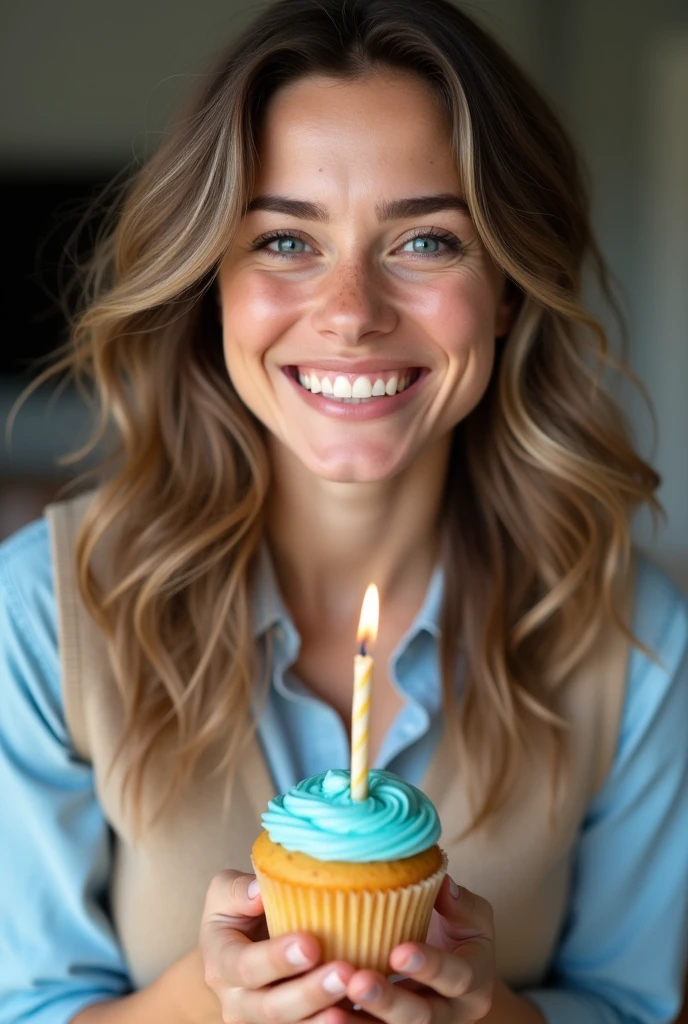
[402,236,442,253]
[399,230,465,257]
[269,235,312,254]
[250,227,464,260]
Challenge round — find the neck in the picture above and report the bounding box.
[265,436,451,631]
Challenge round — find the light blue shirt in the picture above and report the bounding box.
[0,515,687,1024]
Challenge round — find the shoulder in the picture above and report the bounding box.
[0,488,98,634]
[0,515,61,710]
[0,515,55,633]
[0,510,53,569]
[618,552,688,761]
[631,553,687,653]
[629,553,687,686]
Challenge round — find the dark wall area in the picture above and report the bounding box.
[2,174,115,376]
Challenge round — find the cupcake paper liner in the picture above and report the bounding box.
[253,851,447,974]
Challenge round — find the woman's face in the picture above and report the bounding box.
[218,72,515,482]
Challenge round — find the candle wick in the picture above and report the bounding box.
[359,638,368,658]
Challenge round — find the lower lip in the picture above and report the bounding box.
[285,370,426,421]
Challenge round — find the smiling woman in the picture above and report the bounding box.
[217,73,511,480]
[1,1,687,1024]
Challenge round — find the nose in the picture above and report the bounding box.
[310,257,397,346]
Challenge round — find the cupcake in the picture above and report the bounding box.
[251,767,447,973]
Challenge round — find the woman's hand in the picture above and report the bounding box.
[340,876,495,1024]
[199,870,357,1023]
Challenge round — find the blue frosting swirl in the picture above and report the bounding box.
[261,768,441,862]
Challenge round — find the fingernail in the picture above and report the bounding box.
[401,950,425,972]
[285,942,311,966]
[359,982,381,1002]
[322,968,348,994]
[247,877,260,899]
[449,876,460,899]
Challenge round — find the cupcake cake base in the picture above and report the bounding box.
[252,830,447,973]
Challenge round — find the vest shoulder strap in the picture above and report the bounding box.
[44,489,98,762]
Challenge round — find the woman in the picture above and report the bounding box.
[1,0,686,1022]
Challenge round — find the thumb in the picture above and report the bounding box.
[201,869,265,935]
[198,870,268,998]
[433,875,494,943]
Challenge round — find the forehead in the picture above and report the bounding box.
[264,70,446,123]
[254,72,458,191]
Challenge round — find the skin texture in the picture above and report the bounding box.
[199,73,545,1024]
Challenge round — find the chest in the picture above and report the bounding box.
[290,623,410,763]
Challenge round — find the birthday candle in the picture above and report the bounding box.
[351,583,379,801]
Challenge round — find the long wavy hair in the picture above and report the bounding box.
[8,0,660,836]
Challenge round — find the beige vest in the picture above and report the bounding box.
[45,490,633,992]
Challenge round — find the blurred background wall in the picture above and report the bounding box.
[1,0,687,589]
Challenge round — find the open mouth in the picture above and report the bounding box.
[288,366,423,403]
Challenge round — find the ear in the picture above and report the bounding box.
[495,277,520,340]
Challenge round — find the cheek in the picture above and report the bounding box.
[403,276,498,358]
[218,271,304,422]
[221,271,302,356]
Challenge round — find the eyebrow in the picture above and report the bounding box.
[244,192,470,221]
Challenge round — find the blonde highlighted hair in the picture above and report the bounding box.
[9,0,660,834]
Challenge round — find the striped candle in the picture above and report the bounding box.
[350,584,379,802]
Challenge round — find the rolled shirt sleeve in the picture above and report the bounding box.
[523,559,688,1024]
[0,519,131,1024]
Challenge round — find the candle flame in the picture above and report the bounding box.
[357,583,379,650]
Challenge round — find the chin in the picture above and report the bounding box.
[305,448,410,484]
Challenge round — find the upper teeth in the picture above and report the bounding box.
[297,371,414,399]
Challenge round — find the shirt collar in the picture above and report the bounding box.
[250,540,444,648]
[250,542,294,640]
